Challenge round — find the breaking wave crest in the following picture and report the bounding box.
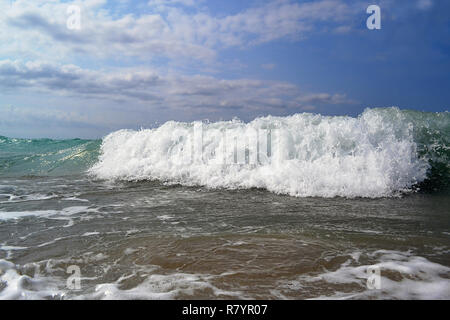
[89,108,449,198]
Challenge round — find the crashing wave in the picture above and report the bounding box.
[89,108,449,198]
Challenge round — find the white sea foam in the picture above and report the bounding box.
[0,210,56,220]
[0,206,98,226]
[0,259,242,300]
[1,250,448,300]
[62,196,89,202]
[0,260,64,300]
[88,273,243,300]
[0,193,58,204]
[82,232,100,237]
[90,108,429,198]
[283,250,450,300]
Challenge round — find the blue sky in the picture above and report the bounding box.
[0,0,449,138]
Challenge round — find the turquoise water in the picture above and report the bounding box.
[0,136,101,177]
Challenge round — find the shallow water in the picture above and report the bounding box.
[0,175,449,299]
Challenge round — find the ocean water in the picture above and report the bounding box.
[0,107,449,299]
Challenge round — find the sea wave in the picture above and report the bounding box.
[0,136,100,176]
[1,108,449,198]
[89,108,449,198]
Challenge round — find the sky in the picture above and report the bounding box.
[0,0,449,139]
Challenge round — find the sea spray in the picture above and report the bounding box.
[89,108,438,198]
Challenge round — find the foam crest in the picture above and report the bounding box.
[90,108,432,198]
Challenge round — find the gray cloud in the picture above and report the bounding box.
[0,60,354,114]
[8,12,85,44]
[0,60,163,101]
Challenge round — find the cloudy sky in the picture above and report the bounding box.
[1,0,449,138]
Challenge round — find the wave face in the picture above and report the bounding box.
[0,136,100,176]
[89,108,449,198]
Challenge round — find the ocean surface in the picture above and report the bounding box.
[0,107,449,299]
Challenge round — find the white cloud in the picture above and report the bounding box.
[1,0,360,64]
[2,0,429,66]
[1,0,215,62]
